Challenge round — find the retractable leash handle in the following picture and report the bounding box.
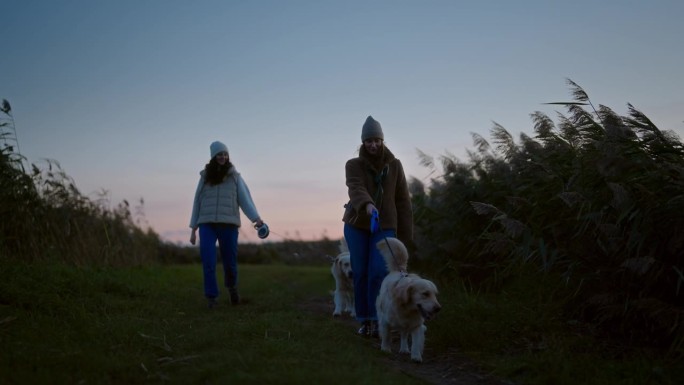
[254,222,270,239]
[370,209,380,233]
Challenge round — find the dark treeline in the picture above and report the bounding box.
[2,79,683,355]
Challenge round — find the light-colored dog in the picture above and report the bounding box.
[331,238,355,318]
[375,237,441,363]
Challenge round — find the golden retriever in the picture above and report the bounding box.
[331,238,355,318]
[375,237,441,363]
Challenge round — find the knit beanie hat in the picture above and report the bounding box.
[361,115,384,141]
[210,141,228,159]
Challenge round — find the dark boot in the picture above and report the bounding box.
[229,287,240,305]
[207,297,218,309]
[369,321,379,338]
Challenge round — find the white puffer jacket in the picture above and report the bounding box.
[189,166,260,229]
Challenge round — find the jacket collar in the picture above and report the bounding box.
[360,146,395,173]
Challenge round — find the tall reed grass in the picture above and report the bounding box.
[409,80,684,355]
[0,99,169,266]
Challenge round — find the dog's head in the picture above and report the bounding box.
[399,277,441,321]
[332,252,353,279]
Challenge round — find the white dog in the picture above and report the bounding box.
[375,237,441,363]
[331,238,355,318]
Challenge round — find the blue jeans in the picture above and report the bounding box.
[199,223,239,299]
[344,223,395,322]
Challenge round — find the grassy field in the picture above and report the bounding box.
[0,261,429,385]
[1,260,681,385]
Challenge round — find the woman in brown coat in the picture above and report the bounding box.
[342,115,413,337]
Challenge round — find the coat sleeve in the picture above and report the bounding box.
[345,159,373,213]
[236,174,261,223]
[189,175,204,229]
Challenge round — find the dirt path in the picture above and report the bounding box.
[299,296,510,385]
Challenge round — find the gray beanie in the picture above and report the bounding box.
[361,115,384,141]
[210,141,228,159]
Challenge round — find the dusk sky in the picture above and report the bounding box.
[3,0,683,244]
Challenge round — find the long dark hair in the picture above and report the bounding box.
[204,156,233,186]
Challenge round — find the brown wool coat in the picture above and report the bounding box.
[342,146,413,245]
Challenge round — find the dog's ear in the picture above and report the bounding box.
[327,254,337,263]
[394,282,415,304]
[404,284,416,303]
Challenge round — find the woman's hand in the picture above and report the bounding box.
[365,203,377,216]
[190,228,197,245]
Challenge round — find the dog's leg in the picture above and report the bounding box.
[345,292,356,317]
[333,290,343,317]
[379,320,392,353]
[399,331,410,354]
[410,324,426,363]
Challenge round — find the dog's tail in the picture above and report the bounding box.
[376,237,408,273]
[339,237,349,254]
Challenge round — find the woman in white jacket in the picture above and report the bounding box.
[189,141,264,308]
